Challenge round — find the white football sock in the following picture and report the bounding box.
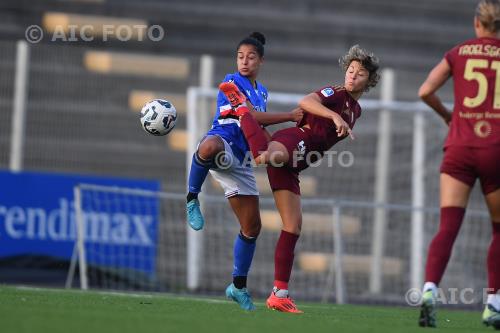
[487,294,500,311]
[422,282,438,296]
[273,286,289,298]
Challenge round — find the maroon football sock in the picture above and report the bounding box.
[274,230,300,290]
[240,113,269,159]
[424,207,465,284]
[488,222,500,294]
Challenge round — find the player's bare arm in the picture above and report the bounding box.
[418,58,453,125]
[299,93,351,137]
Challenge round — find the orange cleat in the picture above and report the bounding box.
[218,81,250,116]
[266,292,303,314]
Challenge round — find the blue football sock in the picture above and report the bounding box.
[187,152,211,195]
[232,232,257,287]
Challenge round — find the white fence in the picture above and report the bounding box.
[69,184,490,306]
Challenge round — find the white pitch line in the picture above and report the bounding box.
[12,286,339,309]
[12,286,237,305]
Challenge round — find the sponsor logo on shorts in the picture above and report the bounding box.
[296,140,306,161]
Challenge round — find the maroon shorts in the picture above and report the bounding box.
[440,145,500,195]
[266,127,322,195]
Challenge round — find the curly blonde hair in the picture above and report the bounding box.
[339,45,380,92]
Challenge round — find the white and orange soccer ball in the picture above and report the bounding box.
[139,99,177,136]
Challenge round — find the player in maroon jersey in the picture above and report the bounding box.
[220,45,380,313]
[418,0,500,328]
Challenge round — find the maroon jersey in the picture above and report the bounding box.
[298,85,362,152]
[444,37,500,147]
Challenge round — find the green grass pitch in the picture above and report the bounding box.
[0,285,489,333]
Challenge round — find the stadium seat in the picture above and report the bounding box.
[42,12,147,40]
[298,252,402,276]
[83,51,190,79]
[129,90,186,114]
[260,210,361,235]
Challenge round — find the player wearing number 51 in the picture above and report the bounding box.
[417,0,500,329]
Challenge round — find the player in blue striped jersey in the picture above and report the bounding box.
[186,32,302,310]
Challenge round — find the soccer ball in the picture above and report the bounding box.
[139,99,177,136]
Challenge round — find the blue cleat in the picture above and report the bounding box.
[225,283,256,311]
[187,199,205,231]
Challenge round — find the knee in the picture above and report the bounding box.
[282,218,302,236]
[245,225,261,238]
[198,137,223,160]
[282,226,301,236]
[241,218,262,238]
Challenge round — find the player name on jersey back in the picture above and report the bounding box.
[458,43,500,58]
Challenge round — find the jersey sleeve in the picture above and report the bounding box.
[444,45,459,69]
[315,86,340,104]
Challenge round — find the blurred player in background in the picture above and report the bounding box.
[220,45,380,313]
[418,0,500,328]
[185,32,302,310]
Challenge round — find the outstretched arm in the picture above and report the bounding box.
[299,93,334,119]
[418,58,452,125]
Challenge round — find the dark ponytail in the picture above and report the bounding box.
[237,32,266,57]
